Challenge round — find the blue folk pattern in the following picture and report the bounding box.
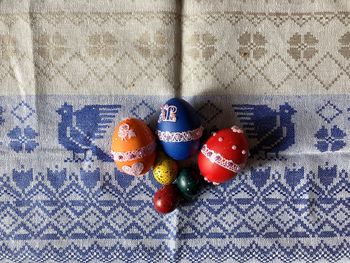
[0,163,349,262]
[233,103,296,159]
[197,100,223,123]
[0,164,348,239]
[317,100,342,123]
[130,100,156,121]
[7,101,39,153]
[7,126,39,153]
[315,101,347,153]
[0,240,349,262]
[0,96,350,262]
[315,125,346,152]
[11,100,35,123]
[57,103,121,162]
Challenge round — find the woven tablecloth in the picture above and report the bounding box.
[0,0,350,262]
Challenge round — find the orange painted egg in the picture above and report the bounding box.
[111,118,156,176]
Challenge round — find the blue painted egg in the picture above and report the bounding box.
[157,98,203,160]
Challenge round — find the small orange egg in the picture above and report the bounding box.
[111,118,156,176]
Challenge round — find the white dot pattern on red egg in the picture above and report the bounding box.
[231,126,244,133]
[199,126,249,184]
[200,144,243,173]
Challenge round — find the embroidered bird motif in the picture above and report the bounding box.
[233,103,296,159]
[57,103,121,162]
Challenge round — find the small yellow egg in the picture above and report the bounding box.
[153,155,178,185]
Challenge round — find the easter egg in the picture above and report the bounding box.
[153,153,178,185]
[153,184,180,214]
[176,168,201,198]
[157,98,203,160]
[198,126,249,185]
[111,118,156,176]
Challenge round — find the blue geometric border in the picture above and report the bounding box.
[0,164,348,240]
[1,95,350,262]
[0,239,349,262]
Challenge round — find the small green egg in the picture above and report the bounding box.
[176,168,201,198]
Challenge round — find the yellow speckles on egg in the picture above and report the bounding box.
[152,156,178,185]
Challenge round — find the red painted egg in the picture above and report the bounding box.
[153,184,180,214]
[198,126,249,185]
